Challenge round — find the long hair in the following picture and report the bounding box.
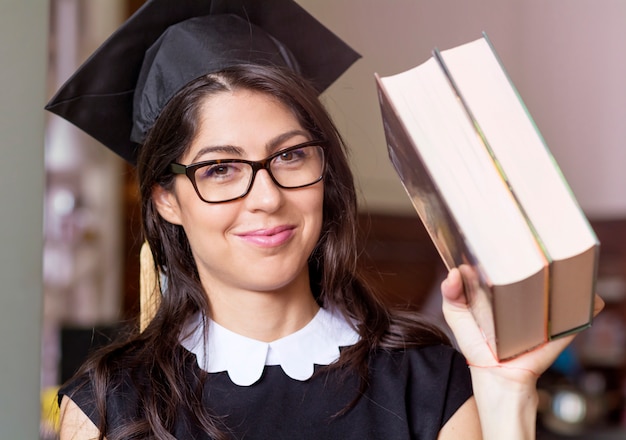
[68,65,450,439]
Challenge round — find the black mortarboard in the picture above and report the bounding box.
[45,0,360,164]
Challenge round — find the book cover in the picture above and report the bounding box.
[375,34,599,360]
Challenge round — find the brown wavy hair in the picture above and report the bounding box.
[66,64,450,439]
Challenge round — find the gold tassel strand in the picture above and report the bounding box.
[139,241,160,331]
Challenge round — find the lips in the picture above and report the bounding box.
[236,225,296,247]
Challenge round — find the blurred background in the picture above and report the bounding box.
[2,0,626,438]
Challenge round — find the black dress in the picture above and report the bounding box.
[59,343,472,439]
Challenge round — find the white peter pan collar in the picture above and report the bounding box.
[180,308,360,386]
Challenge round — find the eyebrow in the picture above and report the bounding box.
[190,145,243,163]
[265,129,311,152]
[190,129,311,163]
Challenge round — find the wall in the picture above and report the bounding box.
[0,0,47,437]
[297,0,626,220]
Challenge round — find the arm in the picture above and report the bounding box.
[59,395,103,440]
[441,267,604,440]
[437,396,482,439]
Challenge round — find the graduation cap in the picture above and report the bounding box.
[45,0,360,164]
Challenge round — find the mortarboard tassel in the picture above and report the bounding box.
[139,241,160,331]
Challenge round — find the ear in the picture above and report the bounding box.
[152,184,183,225]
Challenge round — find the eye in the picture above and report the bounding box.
[197,163,243,182]
[276,148,307,164]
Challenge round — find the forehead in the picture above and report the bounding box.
[188,89,307,155]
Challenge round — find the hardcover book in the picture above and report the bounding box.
[375,34,599,360]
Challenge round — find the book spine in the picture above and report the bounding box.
[375,73,500,356]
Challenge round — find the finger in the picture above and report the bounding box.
[441,268,465,305]
[592,294,605,317]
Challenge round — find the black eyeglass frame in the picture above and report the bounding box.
[170,140,327,204]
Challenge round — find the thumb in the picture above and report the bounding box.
[441,267,467,307]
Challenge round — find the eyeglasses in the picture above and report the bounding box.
[170,140,326,203]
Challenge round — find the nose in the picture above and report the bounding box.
[243,168,283,212]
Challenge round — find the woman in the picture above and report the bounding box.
[60,62,480,439]
[48,1,600,439]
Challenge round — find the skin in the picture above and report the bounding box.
[154,89,323,341]
[59,397,100,440]
[58,89,604,439]
[442,266,605,440]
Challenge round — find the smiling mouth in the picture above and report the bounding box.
[237,225,295,247]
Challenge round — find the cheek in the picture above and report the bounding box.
[172,178,231,224]
[175,199,238,248]
[305,186,325,238]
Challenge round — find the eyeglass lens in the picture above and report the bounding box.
[193,144,324,203]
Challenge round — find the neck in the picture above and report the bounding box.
[202,275,320,342]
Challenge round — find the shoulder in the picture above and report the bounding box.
[59,395,102,440]
[367,344,473,432]
[58,344,200,431]
[370,343,467,374]
[368,344,470,391]
[57,366,136,431]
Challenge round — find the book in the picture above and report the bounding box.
[375,33,599,360]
